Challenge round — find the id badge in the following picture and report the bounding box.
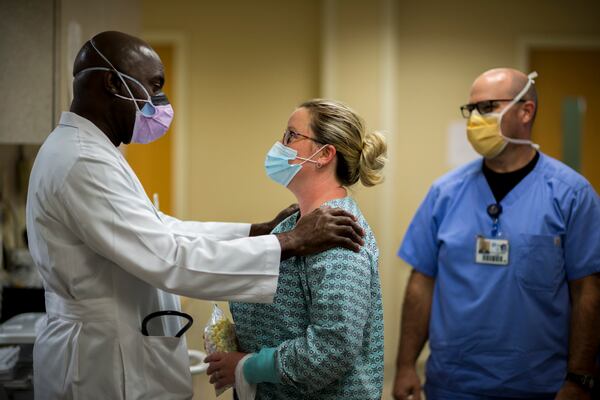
[475,235,509,265]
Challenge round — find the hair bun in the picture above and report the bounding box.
[359,131,387,187]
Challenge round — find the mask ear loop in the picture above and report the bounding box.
[296,144,329,165]
[89,40,149,112]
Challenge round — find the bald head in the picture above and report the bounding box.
[70,31,166,146]
[469,68,538,132]
[474,68,536,99]
[73,31,160,77]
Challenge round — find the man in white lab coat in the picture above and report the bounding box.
[25,31,364,400]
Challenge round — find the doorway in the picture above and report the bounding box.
[125,43,175,215]
[529,48,600,192]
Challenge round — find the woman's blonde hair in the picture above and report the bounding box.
[299,99,387,187]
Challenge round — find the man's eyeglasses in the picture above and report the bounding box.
[460,99,525,118]
[282,129,324,146]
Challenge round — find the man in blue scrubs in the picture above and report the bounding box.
[392,68,600,400]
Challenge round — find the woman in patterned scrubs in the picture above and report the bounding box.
[207,99,387,399]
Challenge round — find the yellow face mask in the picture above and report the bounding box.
[466,71,540,159]
[467,112,508,159]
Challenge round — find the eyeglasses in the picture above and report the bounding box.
[282,129,324,146]
[460,99,525,118]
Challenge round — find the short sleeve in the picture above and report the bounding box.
[398,186,440,277]
[564,185,600,280]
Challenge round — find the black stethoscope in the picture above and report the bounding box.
[141,311,193,338]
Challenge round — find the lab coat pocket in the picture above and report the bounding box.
[142,335,193,400]
[516,234,565,291]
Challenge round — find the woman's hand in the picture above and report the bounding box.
[205,351,248,390]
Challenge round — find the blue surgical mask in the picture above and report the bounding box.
[264,142,327,187]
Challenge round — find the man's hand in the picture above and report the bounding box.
[276,207,364,260]
[249,204,299,236]
[555,380,592,400]
[205,351,247,390]
[393,365,422,400]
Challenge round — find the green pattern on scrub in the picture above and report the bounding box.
[230,196,384,400]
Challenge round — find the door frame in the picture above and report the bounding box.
[142,31,189,218]
[516,35,600,71]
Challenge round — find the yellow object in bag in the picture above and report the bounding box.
[203,303,238,396]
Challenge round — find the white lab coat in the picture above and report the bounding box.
[25,112,281,400]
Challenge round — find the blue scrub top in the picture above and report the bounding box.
[399,153,600,398]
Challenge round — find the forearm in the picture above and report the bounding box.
[159,212,251,240]
[396,269,434,369]
[567,273,600,374]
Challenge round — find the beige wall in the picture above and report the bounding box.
[389,2,600,394]
[142,1,600,399]
[143,1,321,399]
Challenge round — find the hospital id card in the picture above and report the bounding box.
[475,235,509,265]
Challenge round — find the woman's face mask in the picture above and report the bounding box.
[466,72,539,159]
[264,141,327,187]
[77,40,174,144]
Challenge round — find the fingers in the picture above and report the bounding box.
[334,221,365,248]
[336,236,361,253]
[206,363,218,375]
[326,209,365,238]
[208,367,233,390]
[393,390,420,400]
[323,207,358,222]
[209,372,227,389]
[278,203,300,219]
[204,352,223,363]
[392,371,422,400]
[346,218,365,239]
[206,359,222,375]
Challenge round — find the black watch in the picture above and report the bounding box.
[566,371,595,391]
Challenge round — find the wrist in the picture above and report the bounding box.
[565,371,596,392]
[276,232,299,260]
[396,357,418,371]
[396,348,421,370]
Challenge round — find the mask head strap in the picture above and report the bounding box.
[79,39,151,111]
[501,71,538,116]
[501,71,540,149]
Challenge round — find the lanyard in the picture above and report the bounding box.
[487,203,503,237]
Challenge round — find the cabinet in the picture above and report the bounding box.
[0,0,140,144]
[0,0,55,144]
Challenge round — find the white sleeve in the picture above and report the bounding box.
[56,157,280,303]
[157,212,251,241]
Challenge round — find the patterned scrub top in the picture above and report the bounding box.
[230,196,384,399]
